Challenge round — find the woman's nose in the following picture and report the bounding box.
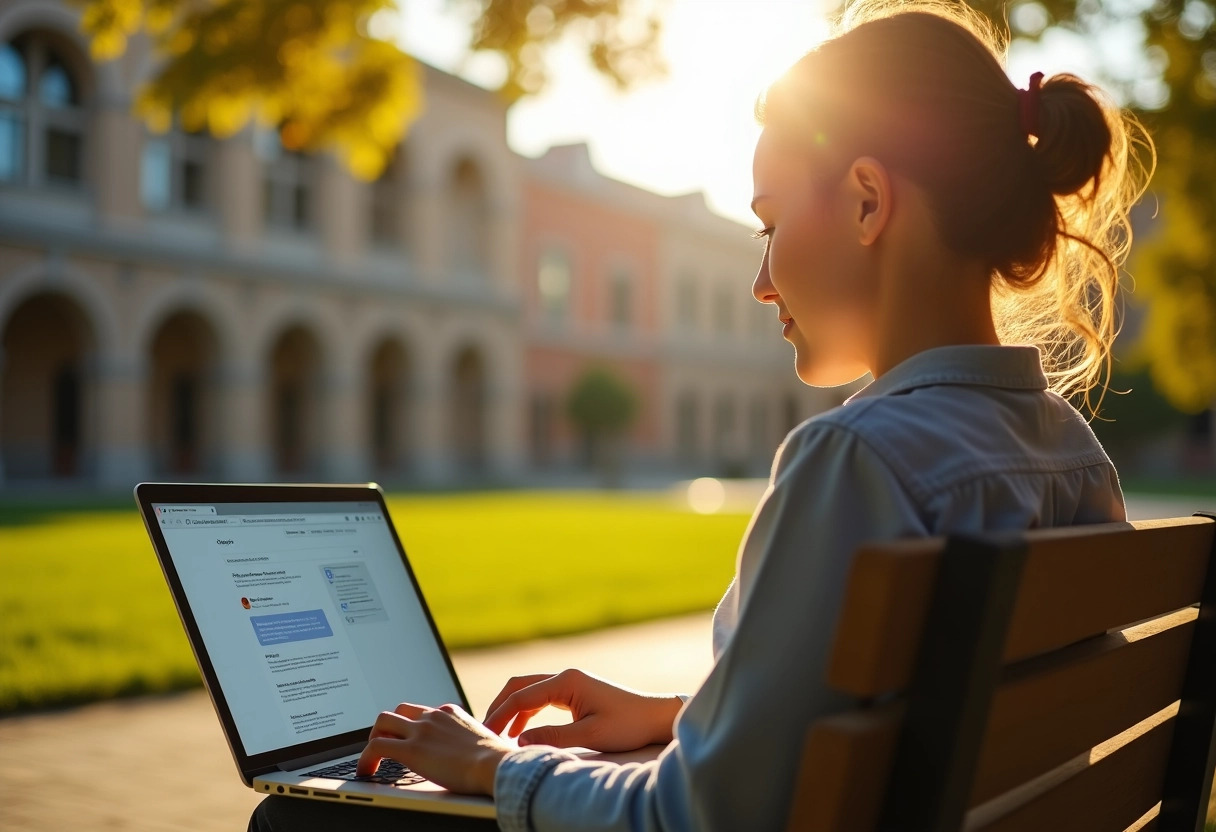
[752,251,777,303]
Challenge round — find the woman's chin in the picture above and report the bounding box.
[794,355,870,388]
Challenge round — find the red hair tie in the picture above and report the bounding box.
[1019,72,1044,139]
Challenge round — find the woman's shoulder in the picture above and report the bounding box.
[778,384,1112,501]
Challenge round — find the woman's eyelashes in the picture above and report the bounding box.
[752,227,774,252]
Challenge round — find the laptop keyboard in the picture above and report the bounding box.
[305,758,426,787]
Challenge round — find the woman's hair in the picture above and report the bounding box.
[756,0,1154,408]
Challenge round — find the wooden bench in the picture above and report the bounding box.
[787,515,1216,832]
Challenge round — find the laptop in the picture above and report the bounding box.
[134,482,501,817]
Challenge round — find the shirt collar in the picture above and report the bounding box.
[847,345,1048,402]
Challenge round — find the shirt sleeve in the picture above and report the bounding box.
[494,420,927,832]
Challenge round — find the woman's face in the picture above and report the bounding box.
[750,128,876,387]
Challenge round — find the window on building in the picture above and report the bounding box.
[0,42,26,182]
[609,267,632,330]
[370,148,405,248]
[676,272,698,331]
[257,129,314,232]
[538,248,572,325]
[0,34,86,189]
[141,127,210,214]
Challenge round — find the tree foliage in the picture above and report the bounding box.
[566,366,638,485]
[566,366,638,439]
[969,0,1216,412]
[460,0,664,101]
[73,0,663,179]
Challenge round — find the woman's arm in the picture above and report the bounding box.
[493,421,926,831]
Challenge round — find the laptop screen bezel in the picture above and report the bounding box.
[134,482,472,783]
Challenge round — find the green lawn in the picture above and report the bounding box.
[0,491,748,713]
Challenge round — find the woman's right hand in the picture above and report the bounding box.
[482,669,684,753]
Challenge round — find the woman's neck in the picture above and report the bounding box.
[870,239,999,379]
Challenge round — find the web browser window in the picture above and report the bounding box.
[153,501,461,756]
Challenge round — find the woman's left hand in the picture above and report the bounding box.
[355,702,513,796]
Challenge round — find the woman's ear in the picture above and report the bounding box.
[846,157,892,246]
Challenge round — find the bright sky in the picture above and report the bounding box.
[393,0,1153,226]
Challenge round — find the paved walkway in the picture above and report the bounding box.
[1,493,1208,831]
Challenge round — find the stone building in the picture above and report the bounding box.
[0,0,830,489]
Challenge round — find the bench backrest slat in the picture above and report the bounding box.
[787,610,1194,830]
[828,517,1214,699]
[973,608,1194,804]
[787,515,1216,832]
[968,704,1175,832]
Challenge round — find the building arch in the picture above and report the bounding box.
[0,260,120,354]
[145,309,221,476]
[265,323,325,477]
[252,301,342,374]
[133,285,236,368]
[422,129,514,210]
[1,289,96,479]
[0,1,120,99]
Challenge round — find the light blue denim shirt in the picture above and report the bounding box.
[494,345,1125,832]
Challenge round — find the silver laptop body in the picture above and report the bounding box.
[134,482,494,817]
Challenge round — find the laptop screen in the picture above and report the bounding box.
[151,497,463,757]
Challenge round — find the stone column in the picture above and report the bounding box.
[92,94,143,231]
[317,156,362,266]
[216,130,262,253]
[218,360,271,482]
[95,352,153,488]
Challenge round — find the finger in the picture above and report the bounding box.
[484,678,575,734]
[356,736,409,777]
[484,674,554,720]
[506,708,542,738]
[393,702,428,719]
[371,710,416,737]
[518,717,600,749]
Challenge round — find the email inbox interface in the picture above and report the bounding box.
[155,503,461,756]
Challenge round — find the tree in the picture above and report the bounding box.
[967,0,1216,414]
[566,367,638,486]
[74,0,663,179]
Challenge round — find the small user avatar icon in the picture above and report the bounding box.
[241,597,251,610]
[324,568,334,583]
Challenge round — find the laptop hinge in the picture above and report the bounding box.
[278,742,366,772]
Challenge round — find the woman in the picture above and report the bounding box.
[251,1,1152,829]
